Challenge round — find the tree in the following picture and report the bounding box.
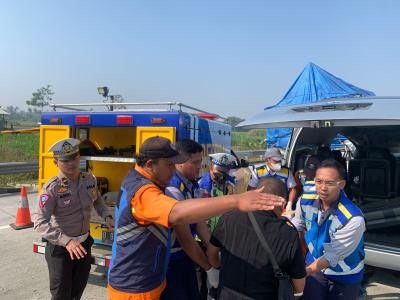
[26,85,54,111]
[6,105,19,117]
[224,116,245,128]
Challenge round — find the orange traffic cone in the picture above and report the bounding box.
[10,186,34,230]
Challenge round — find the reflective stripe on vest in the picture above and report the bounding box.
[108,169,172,293]
[301,180,318,200]
[169,172,198,260]
[301,191,365,283]
[255,165,289,185]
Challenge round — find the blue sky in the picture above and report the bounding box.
[1,1,400,118]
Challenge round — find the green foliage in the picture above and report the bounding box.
[0,133,39,162]
[4,105,40,129]
[224,116,245,128]
[0,133,39,186]
[26,84,54,111]
[232,129,266,150]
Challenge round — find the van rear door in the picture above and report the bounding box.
[240,97,400,271]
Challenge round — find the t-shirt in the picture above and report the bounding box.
[131,166,177,228]
[210,211,306,299]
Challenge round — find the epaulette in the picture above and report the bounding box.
[42,176,60,190]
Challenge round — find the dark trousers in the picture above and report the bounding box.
[161,255,201,300]
[302,271,360,300]
[45,236,94,300]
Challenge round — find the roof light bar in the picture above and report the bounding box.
[75,115,91,125]
[116,115,133,125]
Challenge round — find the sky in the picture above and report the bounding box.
[1,1,400,118]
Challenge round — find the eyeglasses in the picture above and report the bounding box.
[314,179,341,187]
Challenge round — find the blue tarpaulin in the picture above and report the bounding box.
[266,62,375,148]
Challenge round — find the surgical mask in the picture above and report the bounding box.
[269,163,281,172]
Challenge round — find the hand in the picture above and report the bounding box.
[105,216,115,230]
[206,267,220,288]
[306,266,313,276]
[237,187,285,212]
[65,239,87,260]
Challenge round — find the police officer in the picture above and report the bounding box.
[33,138,114,300]
[198,152,238,232]
[248,147,297,214]
[199,153,237,197]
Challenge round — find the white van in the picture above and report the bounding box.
[240,97,400,271]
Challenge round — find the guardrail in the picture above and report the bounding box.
[0,150,266,175]
[234,150,265,163]
[0,161,87,175]
[0,161,38,175]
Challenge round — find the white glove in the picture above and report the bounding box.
[206,267,220,288]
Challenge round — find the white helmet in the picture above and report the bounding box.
[209,153,238,169]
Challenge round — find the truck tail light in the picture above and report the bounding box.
[105,257,111,267]
[50,117,62,124]
[116,115,133,125]
[75,115,91,125]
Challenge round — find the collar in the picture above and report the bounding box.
[135,165,154,181]
[175,171,198,192]
[318,196,340,214]
[135,165,165,188]
[57,172,80,186]
[265,164,276,175]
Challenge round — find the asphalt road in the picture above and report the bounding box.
[0,191,399,300]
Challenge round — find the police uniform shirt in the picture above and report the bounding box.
[33,172,111,246]
[248,164,296,189]
[210,210,306,299]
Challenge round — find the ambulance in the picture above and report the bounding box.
[33,101,232,267]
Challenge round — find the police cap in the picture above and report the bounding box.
[49,138,80,161]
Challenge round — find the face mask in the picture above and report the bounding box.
[213,172,228,184]
[269,163,281,172]
[299,175,307,185]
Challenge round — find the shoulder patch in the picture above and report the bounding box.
[39,194,50,208]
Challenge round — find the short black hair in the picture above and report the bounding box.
[317,159,346,180]
[175,139,203,155]
[136,154,158,167]
[256,177,288,200]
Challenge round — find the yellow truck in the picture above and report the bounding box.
[33,102,232,266]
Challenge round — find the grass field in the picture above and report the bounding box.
[0,133,39,162]
[0,133,39,186]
